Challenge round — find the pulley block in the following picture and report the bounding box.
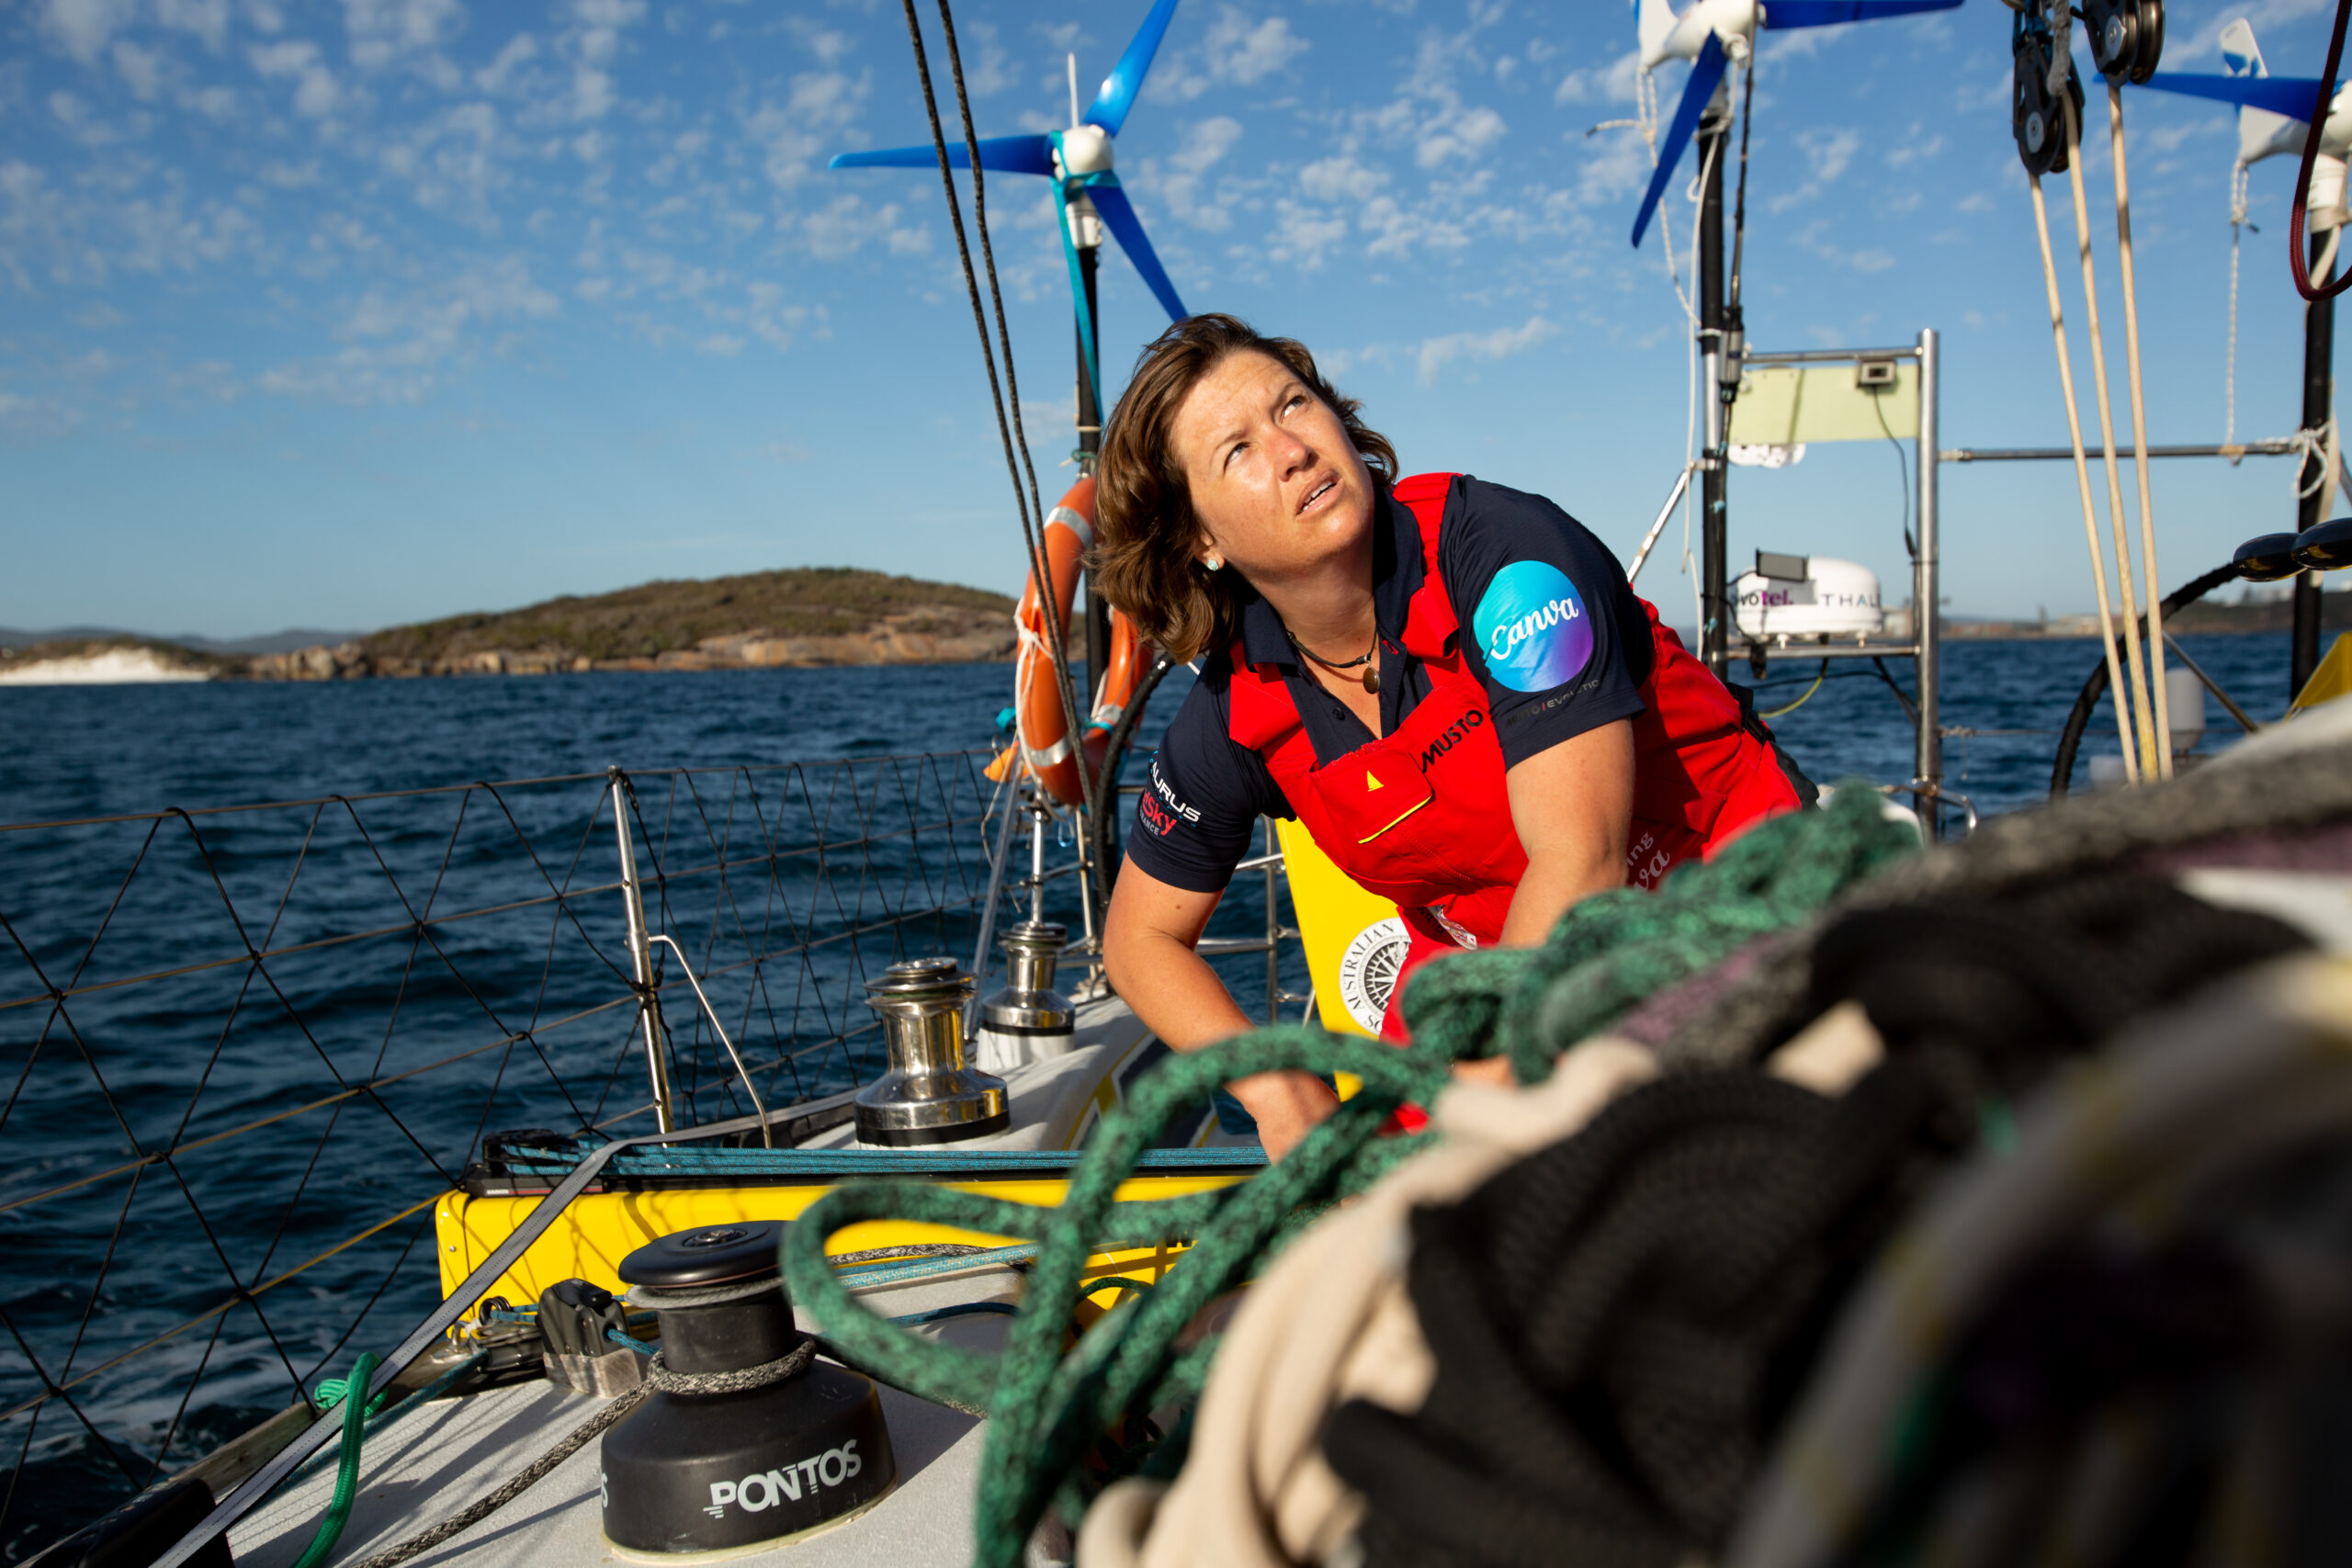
[2081,0,2165,85]
[2011,28,2083,177]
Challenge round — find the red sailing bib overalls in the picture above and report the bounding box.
[1227,472,1802,1043]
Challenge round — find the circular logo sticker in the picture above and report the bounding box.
[1471,560,1594,693]
[1335,916,1410,1034]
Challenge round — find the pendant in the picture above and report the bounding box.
[1363,665,1380,695]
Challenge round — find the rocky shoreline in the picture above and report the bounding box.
[243,618,1017,680]
[2,568,1030,684]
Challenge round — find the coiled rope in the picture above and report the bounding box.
[783,788,1914,1568]
[1397,784,1919,1087]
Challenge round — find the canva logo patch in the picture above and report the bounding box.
[1472,561,1593,692]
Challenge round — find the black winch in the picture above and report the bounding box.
[600,1222,896,1558]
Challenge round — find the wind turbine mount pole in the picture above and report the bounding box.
[2295,213,2338,697]
[1699,108,1731,676]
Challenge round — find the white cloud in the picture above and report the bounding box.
[344,0,464,70]
[1154,116,1245,230]
[260,256,558,404]
[39,0,140,64]
[113,40,170,100]
[1266,197,1346,267]
[1554,50,1638,107]
[1416,316,1553,384]
[1300,154,1381,204]
[746,70,866,191]
[696,333,745,355]
[157,0,230,50]
[249,39,345,117]
[1417,103,1504,169]
[1770,127,1862,212]
[1203,6,1306,85]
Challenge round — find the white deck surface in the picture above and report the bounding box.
[224,995,1249,1568]
[232,1273,1022,1568]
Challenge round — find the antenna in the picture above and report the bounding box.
[1069,53,1080,129]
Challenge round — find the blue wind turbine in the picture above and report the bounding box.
[831,0,1191,468]
[1628,0,1965,249]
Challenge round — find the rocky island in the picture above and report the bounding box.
[0,568,1025,683]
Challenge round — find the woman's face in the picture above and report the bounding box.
[1168,349,1374,589]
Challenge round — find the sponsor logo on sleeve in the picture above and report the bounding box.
[1471,561,1595,693]
[1137,758,1202,838]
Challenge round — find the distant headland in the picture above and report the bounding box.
[0,568,1026,684]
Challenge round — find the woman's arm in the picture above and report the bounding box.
[1104,859,1340,1159]
[1497,717,1635,948]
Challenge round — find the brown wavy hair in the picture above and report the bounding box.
[1093,314,1396,662]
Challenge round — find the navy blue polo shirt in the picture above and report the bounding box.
[1127,475,1651,893]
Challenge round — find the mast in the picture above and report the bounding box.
[2294,223,2335,697]
[1698,117,1730,676]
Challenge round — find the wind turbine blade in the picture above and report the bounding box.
[1761,0,1962,28]
[1632,34,1727,249]
[830,134,1057,175]
[2139,73,2328,122]
[1083,0,1182,136]
[1088,180,1189,321]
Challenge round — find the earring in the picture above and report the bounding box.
[1203,556,1223,572]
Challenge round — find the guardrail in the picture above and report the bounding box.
[0,750,1018,1561]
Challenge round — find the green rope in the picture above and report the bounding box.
[785,1030,1446,1567]
[785,783,1918,1568]
[291,1350,379,1568]
[1401,782,1921,1083]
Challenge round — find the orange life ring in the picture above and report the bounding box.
[991,477,1156,807]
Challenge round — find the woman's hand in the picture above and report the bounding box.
[1104,859,1344,1153]
[1498,719,1636,948]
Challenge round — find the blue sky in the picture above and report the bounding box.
[3,0,2346,637]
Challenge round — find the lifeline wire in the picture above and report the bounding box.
[2061,87,2163,779]
[2105,81,2173,777]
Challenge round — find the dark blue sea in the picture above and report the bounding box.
[0,636,2303,1558]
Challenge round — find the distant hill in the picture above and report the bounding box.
[0,626,365,655]
[249,567,1023,679]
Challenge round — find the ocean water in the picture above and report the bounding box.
[0,635,2303,1558]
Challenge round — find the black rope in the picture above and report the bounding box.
[1327,874,2312,1568]
[1088,652,1178,900]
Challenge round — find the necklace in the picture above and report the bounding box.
[1284,627,1381,695]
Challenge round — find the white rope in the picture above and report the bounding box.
[2226,162,2249,454]
[2106,82,2173,778]
[2028,168,2141,780]
[2062,87,2164,779]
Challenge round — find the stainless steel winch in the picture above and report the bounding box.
[972,920,1076,1073]
[853,956,1009,1145]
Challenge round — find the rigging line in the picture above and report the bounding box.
[893,0,1096,853]
[2062,89,2162,780]
[937,0,1105,905]
[2055,95,2156,779]
[2289,0,2352,300]
[2106,81,2173,778]
[2227,162,2248,451]
[2028,172,2140,779]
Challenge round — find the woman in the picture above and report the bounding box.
[1095,315,1809,1157]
